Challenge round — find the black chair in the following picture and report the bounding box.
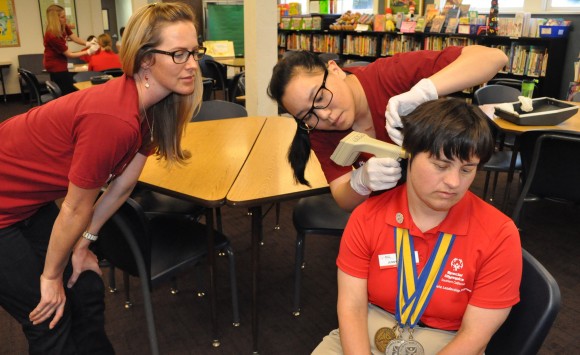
[511,131,580,227]
[571,91,580,102]
[473,84,523,203]
[17,68,54,106]
[487,78,523,91]
[192,99,248,121]
[73,71,105,83]
[102,68,124,77]
[202,77,214,101]
[45,80,63,99]
[228,71,245,105]
[292,193,351,316]
[318,52,341,66]
[486,249,561,355]
[17,54,50,104]
[200,58,229,100]
[343,60,371,68]
[96,197,240,355]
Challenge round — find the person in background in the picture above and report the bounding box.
[267,46,507,211]
[43,4,99,95]
[313,98,522,355]
[79,35,97,63]
[88,33,123,72]
[0,3,205,353]
[116,26,125,52]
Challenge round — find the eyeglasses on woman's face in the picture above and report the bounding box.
[295,68,333,132]
[150,47,206,64]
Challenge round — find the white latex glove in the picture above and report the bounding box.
[85,38,98,47]
[87,43,100,55]
[385,78,438,146]
[350,157,402,196]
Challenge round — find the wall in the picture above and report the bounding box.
[0,0,103,95]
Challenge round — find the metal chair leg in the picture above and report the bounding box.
[293,231,306,316]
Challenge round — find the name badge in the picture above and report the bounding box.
[378,252,420,269]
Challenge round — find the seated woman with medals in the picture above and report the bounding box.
[312,98,522,355]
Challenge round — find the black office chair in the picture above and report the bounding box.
[200,58,229,100]
[193,100,248,121]
[571,91,580,102]
[228,71,245,105]
[291,193,350,316]
[17,68,55,106]
[96,197,240,355]
[511,131,580,227]
[486,249,561,355]
[318,52,341,66]
[45,80,63,99]
[73,71,105,83]
[202,77,214,101]
[102,68,124,77]
[343,60,371,68]
[473,84,523,204]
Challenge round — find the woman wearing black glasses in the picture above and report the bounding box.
[268,46,507,211]
[0,3,204,353]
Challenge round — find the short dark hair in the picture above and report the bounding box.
[268,51,328,186]
[402,98,494,166]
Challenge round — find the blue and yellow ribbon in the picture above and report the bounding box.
[394,228,455,328]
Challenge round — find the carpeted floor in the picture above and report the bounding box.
[0,97,578,354]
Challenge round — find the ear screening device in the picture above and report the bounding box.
[330,131,409,166]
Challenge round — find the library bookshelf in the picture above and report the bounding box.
[278,29,569,99]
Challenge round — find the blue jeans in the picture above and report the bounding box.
[0,203,114,354]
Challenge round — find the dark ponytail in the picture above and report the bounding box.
[288,126,312,186]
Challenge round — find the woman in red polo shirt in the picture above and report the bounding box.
[43,4,99,95]
[88,33,123,72]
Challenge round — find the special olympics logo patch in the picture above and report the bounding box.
[450,258,464,271]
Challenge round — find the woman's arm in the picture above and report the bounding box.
[430,45,508,96]
[438,304,511,355]
[329,172,368,211]
[67,153,148,287]
[337,269,370,354]
[69,33,88,47]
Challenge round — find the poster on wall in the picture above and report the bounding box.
[38,0,78,37]
[0,0,20,47]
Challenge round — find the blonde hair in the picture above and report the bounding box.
[120,2,202,165]
[98,33,114,52]
[46,4,65,38]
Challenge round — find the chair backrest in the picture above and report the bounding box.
[571,91,580,102]
[192,100,248,122]
[486,249,561,355]
[96,198,152,280]
[487,78,523,91]
[343,61,371,68]
[228,71,245,103]
[473,84,521,105]
[18,68,43,105]
[102,68,124,77]
[512,131,580,224]
[318,52,341,66]
[17,54,45,75]
[45,80,63,99]
[73,71,105,83]
[200,58,228,97]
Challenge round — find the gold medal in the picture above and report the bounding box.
[374,326,396,353]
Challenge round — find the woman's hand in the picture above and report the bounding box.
[67,245,102,289]
[29,274,66,329]
[385,78,438,145]
[350,157,402,195]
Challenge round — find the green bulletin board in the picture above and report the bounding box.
[206,3,244,57]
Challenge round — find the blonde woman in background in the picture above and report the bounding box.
[0,3,205,353]
[43,4,99,94]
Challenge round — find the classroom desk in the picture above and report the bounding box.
[481,102,580,210]
[73,80,93,90]
[226,117,329,353]
[0,61,11,103]
[69,64,89,72]
[138,117,267,347]
[138,116,329,352]
[215,57,245,69]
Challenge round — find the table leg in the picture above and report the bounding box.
[250,205,262,354]
[0,68,6,103]
[206,208,220,347]
[501,137,521,212]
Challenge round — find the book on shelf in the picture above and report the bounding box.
[445,18,460,34]
[414,16,426,33]
[429,15,446,33]
[459,4,471,17]
[425,5,440,27]
[525,46,547,77]
[444,7,461,28]
[374,14,386,32]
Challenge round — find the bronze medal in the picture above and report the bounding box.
[374,326,396,353]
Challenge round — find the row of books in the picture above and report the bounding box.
[312,34,340,54]
[342,34,378,57]
[380,35,421,56]
[493,43,549,78]
[284,33,312,51]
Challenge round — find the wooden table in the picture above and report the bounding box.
[0,61,11,103]
[138,116,329,353]
[481,102,580,209]
[215,57,245,69]
[73,80,93,90]
[226,117,329,353]
[139,116,266,346]
[69,64,89,72]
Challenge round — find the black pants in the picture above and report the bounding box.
[49,71,77,96]
[0,203,114,354]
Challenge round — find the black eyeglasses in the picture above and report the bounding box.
[295,68,333,132]
[150,47,206,64]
